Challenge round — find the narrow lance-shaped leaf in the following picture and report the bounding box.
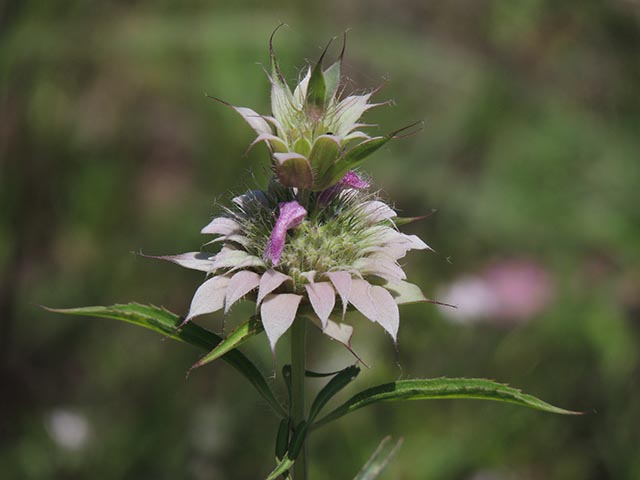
[325,121,424,187]
[287,421,309,460]
[393,212,435,226]
[269,23,288,86]
[304,368,352,378]
[275,418,291,461]
[322,32,346,103]
[189,316,264,372]
[308,365,360,423]
[265,419,308,479]
[46,304,287,419]
[322,137,387,188]
[306,39,331,109]
[354,436,403,480]
[313,377,581,429]
[265,456,295,480]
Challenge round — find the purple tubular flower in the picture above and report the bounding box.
[340,171,370,190]
[264,201,308,266]
[318,171,370,204]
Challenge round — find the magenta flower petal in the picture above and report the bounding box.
[340,170,370,190]
[264,201,307,265]
[318,171,369,204]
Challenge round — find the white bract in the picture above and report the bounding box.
[155,185,432,352]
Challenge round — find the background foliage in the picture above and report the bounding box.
[1,1,639,478]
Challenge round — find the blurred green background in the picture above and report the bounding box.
[1,1,639,479]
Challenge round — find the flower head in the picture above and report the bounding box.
[152,33,433,354]
[154,180,431,352]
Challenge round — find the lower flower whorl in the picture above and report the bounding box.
[154,181,432,352]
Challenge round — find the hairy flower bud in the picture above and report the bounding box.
[209,31,412,191]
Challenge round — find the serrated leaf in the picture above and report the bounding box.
[313,377,580,428]
[46,303,287,419]
[190,316,264,371]
[308,365,360,423]
[354,436,403,480]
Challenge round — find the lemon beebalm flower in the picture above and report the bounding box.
[147,32,434,354]
[152,181,431,352]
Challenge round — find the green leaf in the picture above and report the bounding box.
[354,436,403,480]
[393,214,432,226]
[304,368,350,378]
[308,135,341,189]
[269,24,287,86]
[46,303,287,419]
[308,365,360,423]
[313,377,580,428]
[323,135,388,187]
[265,455,295,480]
[306,40,331,109]
[293,137,311,156]
[323,32,346,103]
[306,62,326,109]
[327,121,424,186]
[323,61,341,103]
[190,315,264,371]
[273,153,314,189]
[287,421,309,460]
[275,418,291,461]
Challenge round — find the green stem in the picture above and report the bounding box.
[290,317,308,479]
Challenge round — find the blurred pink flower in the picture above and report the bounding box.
[438,259,553,325]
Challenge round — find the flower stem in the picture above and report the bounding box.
[290,317,308,479]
